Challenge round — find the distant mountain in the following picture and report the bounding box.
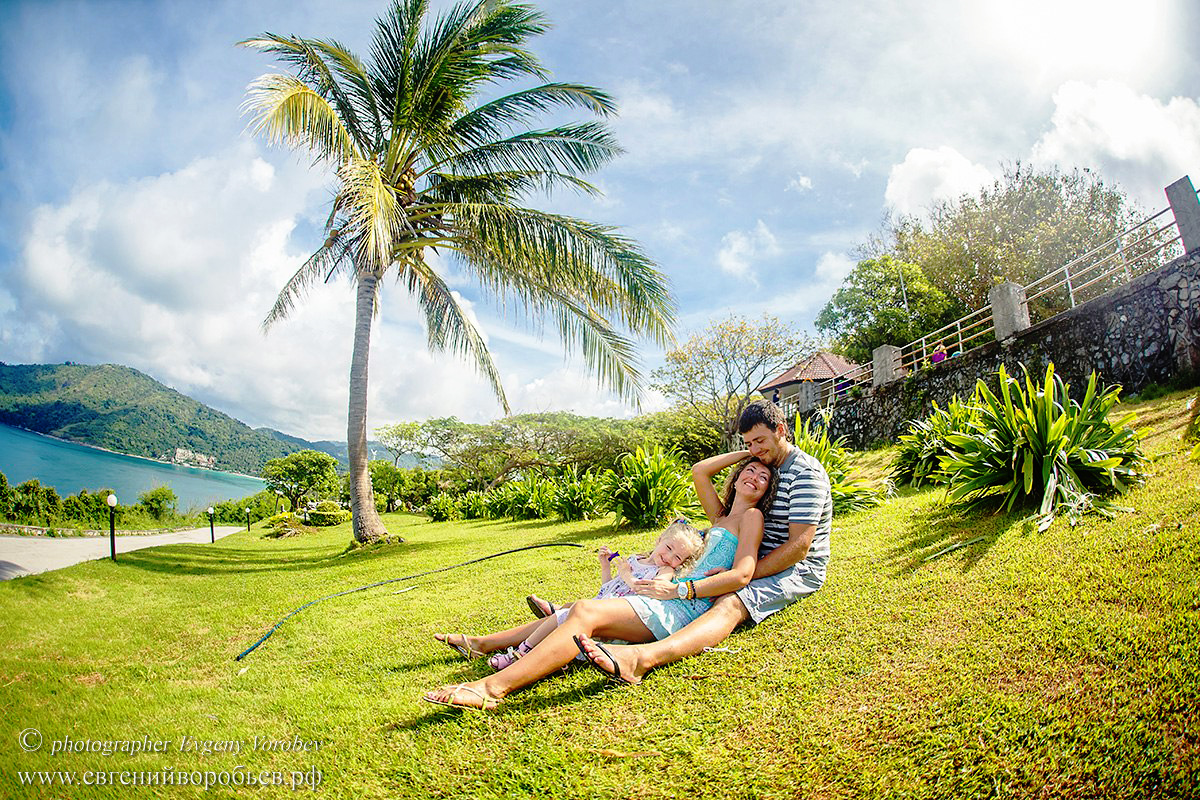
[256,428,401,466]
[0,362,384,475]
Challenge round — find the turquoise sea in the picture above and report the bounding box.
[0,424,266,510]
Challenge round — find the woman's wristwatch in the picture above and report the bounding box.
[675,581,688,599]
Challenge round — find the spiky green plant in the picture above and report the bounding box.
[242,0,674,543]
[552,466,604,521]
[457,490,488,519]
[506,476,556,520]
[483,484,517,519]
[891,395,981,487]
[940,363,1147,530]
[603,445,692,528]
[793,416,882,515]
[424,493,461,522]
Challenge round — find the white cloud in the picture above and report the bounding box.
[1031,80,1200,208]
[786,174,814,193]
[884,146,994,217]
[501,367,657,419]
[0,143,529,438]
[716,221,780,281]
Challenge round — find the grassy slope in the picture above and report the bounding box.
[1,391,1197,799]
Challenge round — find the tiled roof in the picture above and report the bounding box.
[758,352,859,391]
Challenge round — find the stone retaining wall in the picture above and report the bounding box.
[817,249,1200,448]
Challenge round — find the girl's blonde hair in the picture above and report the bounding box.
[635,519,704,577]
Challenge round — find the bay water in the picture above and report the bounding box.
[0,423,266,510]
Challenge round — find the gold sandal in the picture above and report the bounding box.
[434,633,483,660]
[423,684,501,711]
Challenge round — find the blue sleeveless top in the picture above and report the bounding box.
[680,526,739,584]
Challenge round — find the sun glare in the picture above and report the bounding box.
[977,0,1174,86]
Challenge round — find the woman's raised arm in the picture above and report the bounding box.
[691,450,751,523]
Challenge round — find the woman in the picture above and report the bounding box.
[424,451,776,710]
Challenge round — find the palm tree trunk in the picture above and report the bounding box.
[348,272,391,543]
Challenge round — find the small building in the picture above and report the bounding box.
[757,352,860,416]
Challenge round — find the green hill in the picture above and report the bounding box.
[0,362,303,475]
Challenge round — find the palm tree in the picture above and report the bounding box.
[241,0,675,543]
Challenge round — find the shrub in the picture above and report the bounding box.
[941,364,1147,529]
[553,467,605,521]
[262,513,318,538]
[425,493,461,522]
[603,445,692,528]
[138,486,178,521]
[793,417,882,515]
[458,491,488,519]
[506,476,556,520]
[308,500,351,527]
[212,491,279,525]
[891,395,980,488]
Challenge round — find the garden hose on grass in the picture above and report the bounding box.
[235,542,584,661]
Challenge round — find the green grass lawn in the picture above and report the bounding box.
[2,391,1198,799]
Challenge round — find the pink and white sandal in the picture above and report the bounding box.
[487,641,532,671]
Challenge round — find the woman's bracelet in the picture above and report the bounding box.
[687,581,696,601]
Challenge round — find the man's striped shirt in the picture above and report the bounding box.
[759,446,832,563]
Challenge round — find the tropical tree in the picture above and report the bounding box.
[816,255,959,363]
[651,315,816,449]
[375,421,430,467]
[261,450,340,514]
[241,0,674,542]
[882,163,1152,315]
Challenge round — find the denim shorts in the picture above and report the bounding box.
[734,558,827,625]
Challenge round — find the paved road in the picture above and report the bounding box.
[0,526,243,580]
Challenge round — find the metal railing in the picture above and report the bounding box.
[1023,207,1182,321]
[805,188,1192,410]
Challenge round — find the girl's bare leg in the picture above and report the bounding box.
[522,615,560,649]
[425,598,653,708]
[435,618,545,656]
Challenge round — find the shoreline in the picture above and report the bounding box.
[0,423,265,481]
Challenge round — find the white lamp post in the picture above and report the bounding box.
[207,507,215,543]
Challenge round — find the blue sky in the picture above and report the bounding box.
[1,0,1197,440]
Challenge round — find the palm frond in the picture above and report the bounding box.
[241,74,357,164]
[263,232,356,330]
[456,82,616,134]
[544,288,646,404]
[439,122,622,178]
[424,170,600,203]
[446,203,675,346]
[240,34,380,152]
[402,256,510,413]
[337,156,413,267]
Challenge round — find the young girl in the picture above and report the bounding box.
[483,521,704,670]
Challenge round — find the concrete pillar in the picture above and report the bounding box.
[990,282,1031,340]
[796,382,816,413]
[1166,175,1200,254]
[872,344,903,386]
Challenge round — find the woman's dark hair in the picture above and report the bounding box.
[721,456,778,516]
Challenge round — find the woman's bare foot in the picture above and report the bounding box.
[574,635,646,686]
[423,680,502,711]
[433,632,484,659]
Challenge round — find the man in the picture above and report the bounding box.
[576,399,832,683]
